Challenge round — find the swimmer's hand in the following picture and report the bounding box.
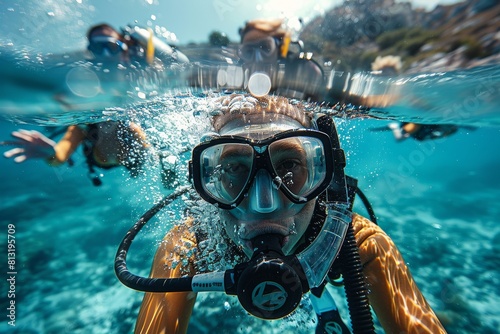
[2,130,56,163]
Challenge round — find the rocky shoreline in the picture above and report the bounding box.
[300,0,500,74]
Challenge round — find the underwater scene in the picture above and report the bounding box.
[1,0,500,333]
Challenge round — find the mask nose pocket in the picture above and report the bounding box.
[249,169,279,213]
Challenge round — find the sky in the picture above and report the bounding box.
[0,0,462,53]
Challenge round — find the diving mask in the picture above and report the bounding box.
[88,36,128,56]
[189,129,334,211]
[239,36,278,62]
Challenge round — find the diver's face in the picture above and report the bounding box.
[216,130,316,258]
[220,199,316,258]
[240,34,279,64]
[88,28,127,61]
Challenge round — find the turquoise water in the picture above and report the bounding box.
[2,2,500,334]
[1,91,500,333]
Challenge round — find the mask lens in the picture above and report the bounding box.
[259,37,276,56]
[269,136,327,198]
[88,43,104,54]
[199,143,254,205]
[239,37,276,61]
[105,41,121,54]
[88,37,125,55]
[239,45,255,61]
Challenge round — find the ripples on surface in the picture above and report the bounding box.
[1,46,499,128]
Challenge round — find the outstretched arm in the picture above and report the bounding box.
[2,125,86,165]
[2,129,57,163]
[135,221,198,334]
[352,214,446,334]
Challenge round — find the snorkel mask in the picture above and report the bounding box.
[191,115,332,219]
[115,114,352,320]
[88,36,128,57]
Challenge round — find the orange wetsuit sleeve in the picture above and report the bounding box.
[129,122,151,149]
[46,125,86,166]
[134,221,198,334]
[352,214,446,334]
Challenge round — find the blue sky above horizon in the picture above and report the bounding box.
[1,0,462,53]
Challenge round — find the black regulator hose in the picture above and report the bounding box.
[114,186,192,292]
[355,187,377,225]
[338,222,375,334]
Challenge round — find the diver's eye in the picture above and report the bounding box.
[275,159,301,173]
[259,39,274,54]
[223,162,249,175]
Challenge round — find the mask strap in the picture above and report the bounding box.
[315,115,348,203]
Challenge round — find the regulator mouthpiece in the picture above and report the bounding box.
[236,234,304,320]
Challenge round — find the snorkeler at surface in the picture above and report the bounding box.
[130,94,446,333]
[369,55,461,141]
[2,121,149,186]
[238,18,325,101]
[388,122,460,141]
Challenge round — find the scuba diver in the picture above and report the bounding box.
[238,20,409,109]
[114,94,446,333]
[238,18,325,101]
[87,23,189,67]
[2,121,150,186]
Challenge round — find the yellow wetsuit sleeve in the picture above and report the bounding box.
[134,221,198,334]
[352,214,446,334]
[46,125,86,166]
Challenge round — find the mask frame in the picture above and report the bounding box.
[87,36,128,55]
[189,129,334,210]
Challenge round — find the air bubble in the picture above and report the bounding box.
[237,225,246,238]
[283,172,294,186]
[273,176,282,189]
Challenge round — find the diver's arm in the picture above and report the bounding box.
[352,214,446,334]
[129,122,151,149]
[325,71,399,108]
[134,221,198,334]
[2,126,84,165]
[277,58,325,102]
[47,125,86,165]
[2,129,56,163]
[347,93,399,108]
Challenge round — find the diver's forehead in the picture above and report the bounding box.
[219,115,305,139]
[225,124,295,139]
[242,29,271,43]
